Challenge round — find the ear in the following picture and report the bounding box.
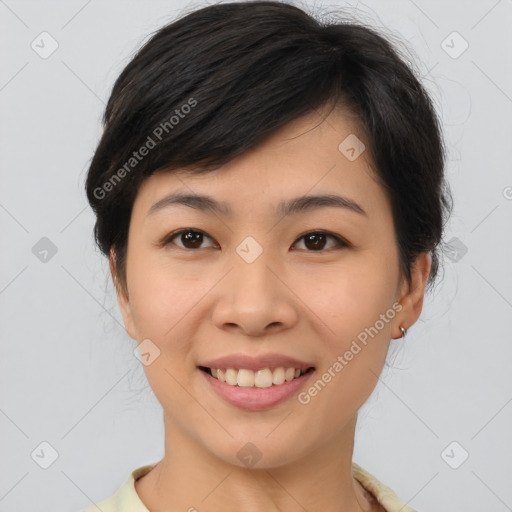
[393,252,431,339]
[109,248,139,340]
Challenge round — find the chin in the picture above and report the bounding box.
[204,433,309,471]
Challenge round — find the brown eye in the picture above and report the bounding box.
[164,229,217,250]
[293,231,348,252]
[161,229,348,252]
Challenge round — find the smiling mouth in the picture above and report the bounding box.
[199,366,315,388]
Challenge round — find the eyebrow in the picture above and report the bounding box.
[147,192,367,218]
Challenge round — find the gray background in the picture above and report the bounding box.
[1,0,511,511]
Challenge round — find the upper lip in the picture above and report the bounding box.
[199,353,315,371]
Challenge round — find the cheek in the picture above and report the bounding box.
[318,258,398,329]
[127,252,203,339]
[311,257,398,384]
[126,261,203,413]
[297,273,397,425]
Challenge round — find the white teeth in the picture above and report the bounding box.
[225,368,238,386]
[207,366,309,388]
[237,369,254,387]
[285,368,295,381]
[254,368,273,388]
[272,367,285,385]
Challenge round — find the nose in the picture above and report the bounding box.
[211,250,299,338]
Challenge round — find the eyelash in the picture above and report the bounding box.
[160,228,350,252]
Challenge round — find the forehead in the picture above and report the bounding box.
[132,108,389,221]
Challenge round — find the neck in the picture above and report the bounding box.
[135,414,372,512]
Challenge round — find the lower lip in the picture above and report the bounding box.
[200,369,315,411]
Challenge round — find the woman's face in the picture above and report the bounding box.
[114,108,429,468]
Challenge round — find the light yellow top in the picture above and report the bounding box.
[81,461,418,512]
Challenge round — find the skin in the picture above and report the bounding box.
[111,106,431,512]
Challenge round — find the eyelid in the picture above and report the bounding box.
[160,228,351,251]
[293,230,351,250]
[158,228,217,249]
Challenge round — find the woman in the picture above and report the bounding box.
[83,1,451,510]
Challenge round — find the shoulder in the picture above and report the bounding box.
[80,463,157,512]
[352,461,420,512]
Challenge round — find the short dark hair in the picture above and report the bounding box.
[85,0,452,296]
